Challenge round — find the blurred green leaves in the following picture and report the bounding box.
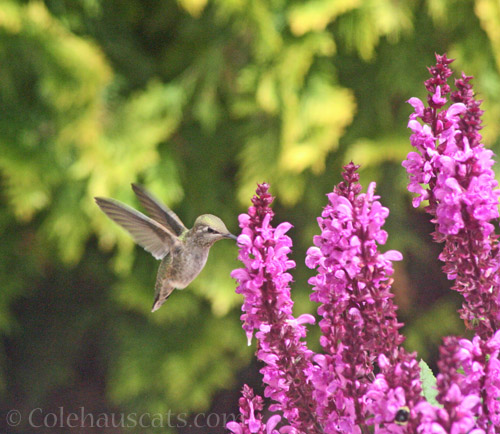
[0,1,110,222]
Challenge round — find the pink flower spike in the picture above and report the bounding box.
[232,184,319,433]
[403,53,500,339]
[306,162,422,431]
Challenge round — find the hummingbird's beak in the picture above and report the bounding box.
[226,233,238,241]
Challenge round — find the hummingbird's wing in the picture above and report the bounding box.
[131,184,187,236]
[95,197,180,260]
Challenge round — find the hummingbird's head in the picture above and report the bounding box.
[191,214,237,247]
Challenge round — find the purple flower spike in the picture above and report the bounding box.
[306,163,422,431]
[416,331,500,433]
[402,53,500,338]
[231,184,321,434]
[227,385,282,434]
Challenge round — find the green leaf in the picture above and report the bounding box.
[419,359,439,406]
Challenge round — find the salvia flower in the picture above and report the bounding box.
[402,53,500,339]
[231,184,320,434]
[306,163,422,432]
[416,330,500,433]
[227,385,282,434]
[364,350,422,433]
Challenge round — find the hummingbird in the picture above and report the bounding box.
[95,184,237,312]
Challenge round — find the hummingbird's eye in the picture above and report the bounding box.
[207,227,217,234]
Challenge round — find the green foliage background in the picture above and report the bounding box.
[1,0,500,431]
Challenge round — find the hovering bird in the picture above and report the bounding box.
[95,184,237,312]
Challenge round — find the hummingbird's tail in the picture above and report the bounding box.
[151,285,175,312]
[152,258,176,312]
[151,294,166,312]
[151,296,164,312]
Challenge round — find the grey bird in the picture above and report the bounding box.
[95,184,237,312]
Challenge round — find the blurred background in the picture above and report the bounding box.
[1,0,500,432]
